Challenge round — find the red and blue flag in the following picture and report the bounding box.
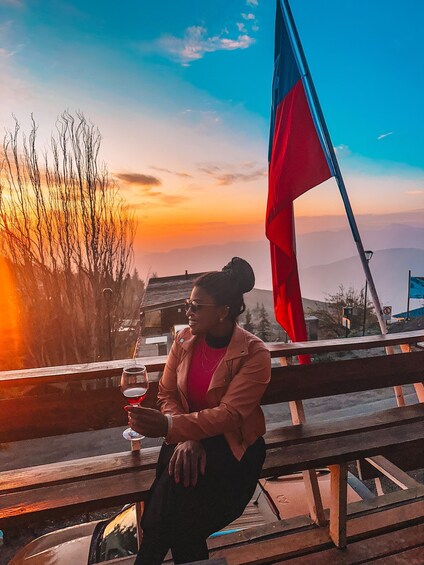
[266,0,334,354]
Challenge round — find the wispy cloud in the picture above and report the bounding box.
[199,162,266,185]
[377,131,394,140]
[130,193,188,209]
[114,172,161,186]
[0,0,23,6]
[246,0,259,5]
[334,144,351,156]
[151,166,193,179]
[406,190,424,195]
[241,13,256,20]
[144,25,255,65]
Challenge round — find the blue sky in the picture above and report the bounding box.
[1,0,423,251]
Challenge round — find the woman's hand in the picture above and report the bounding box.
[125,405,168,438]
[168,440,206,487]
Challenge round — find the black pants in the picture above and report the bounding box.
[134,435,265,565]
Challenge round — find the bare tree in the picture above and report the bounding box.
[0,112,137,367]
[307,285,378,339]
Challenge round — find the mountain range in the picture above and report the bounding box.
[136,221,424,315]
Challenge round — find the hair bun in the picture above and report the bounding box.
[222,257,255,294]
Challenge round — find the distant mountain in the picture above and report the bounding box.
[297,224,424,268]
[136,224,424,315]
[299,248,424,314]
[244,288,325,318]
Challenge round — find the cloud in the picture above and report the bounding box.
[149,25,255,65]
[406,190,424,195]
[151,166,192,179]
[236,22,246,32]
[160,194,188,205]
[114,172,161,186]
[246,0,258,5]
[130,193,188,209]
[377,131,394,140]
[0,0,23,6]
[199,162,266,185]
[334,144,351,156]
[241,13,255,20]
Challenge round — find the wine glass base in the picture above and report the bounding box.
[123,427,145,441]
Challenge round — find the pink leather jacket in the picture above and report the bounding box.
[158,325,271,461]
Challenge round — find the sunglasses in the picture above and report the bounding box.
[184,299,216,313]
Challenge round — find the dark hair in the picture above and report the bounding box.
[194,257,255,321]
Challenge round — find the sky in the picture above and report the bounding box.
[1,0,424,253]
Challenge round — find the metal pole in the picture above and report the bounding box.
[281,0,387,336]
[362,279,368,336]
[407,270,411,321]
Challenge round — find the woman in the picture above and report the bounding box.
[127,257,271,564]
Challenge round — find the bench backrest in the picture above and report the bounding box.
[1,332,423,442]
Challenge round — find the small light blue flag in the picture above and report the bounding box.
[410,276,424,299]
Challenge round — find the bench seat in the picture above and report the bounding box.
[1,403,423,527]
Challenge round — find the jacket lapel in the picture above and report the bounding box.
[175,326,250,406]
[207,325,249,391]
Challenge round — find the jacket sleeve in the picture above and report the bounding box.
[164,343,271,444]
[157,339,187,416]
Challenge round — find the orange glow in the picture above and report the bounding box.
[0,256,23,370]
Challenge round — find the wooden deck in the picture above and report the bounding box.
[1,330,423,563]
[208,489,424,564]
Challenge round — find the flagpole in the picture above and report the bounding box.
[281,0,388,336]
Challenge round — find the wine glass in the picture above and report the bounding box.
[121,364,149,441]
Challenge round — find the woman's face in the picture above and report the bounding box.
[185,286,228,336]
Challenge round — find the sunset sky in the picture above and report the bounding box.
[1,0,424,252]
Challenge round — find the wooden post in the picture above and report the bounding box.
[328,463,348,548]
[131,439,144,546]
[399,343,424,403]
[283,358,326,527]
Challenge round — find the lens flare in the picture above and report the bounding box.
[0,256,22,370]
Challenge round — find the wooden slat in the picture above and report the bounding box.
[263,350,424,403]
[0,382,160,442]
[265,404,424,449]
[0,356,167,387]
[211,499,424,564]
[0,469,156,523]
[0,446,161,493]
[262,420,424,476]
[1,330,423,388]
[266,329,424,357]
[358,440,424,479]
[371,545,424,564]
[280,522,424,564]
[364,456,423,490]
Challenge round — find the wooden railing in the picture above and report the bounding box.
[0,330,423,443]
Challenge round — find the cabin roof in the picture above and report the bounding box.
[141,272,206,312]
[393,306,424,319]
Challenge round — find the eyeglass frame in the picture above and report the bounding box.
[184,299,217,313]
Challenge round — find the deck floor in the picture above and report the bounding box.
[209,489,424,565]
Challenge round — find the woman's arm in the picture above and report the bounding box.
[164,343,271,444]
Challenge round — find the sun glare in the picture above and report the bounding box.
[0,256,22,370]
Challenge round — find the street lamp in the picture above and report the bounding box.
[362,250,373,336]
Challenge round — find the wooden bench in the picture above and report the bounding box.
[0,331,423,550]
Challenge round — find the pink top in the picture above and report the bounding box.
[187,338,227,412]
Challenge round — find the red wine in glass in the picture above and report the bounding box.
[121,365,148,441]
[123,386,148,405]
